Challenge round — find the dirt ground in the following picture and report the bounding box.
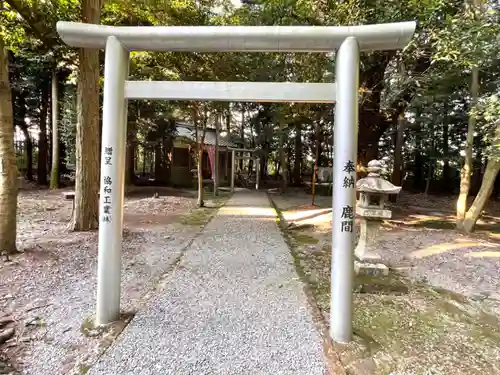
[271,189,500,375]
[0,186,227,375]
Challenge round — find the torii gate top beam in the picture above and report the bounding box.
[56,21,416,52]
[228,148,255,153]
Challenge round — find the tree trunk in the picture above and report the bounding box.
[457,66,479,227]
[19,123,33,181]
[193,105,206,208]
[142,146,146,175]
[125,137,136,185]
[293,122,301,184]
[14,94,32,180]
[462,159,500,232]
[126,105,137,185]
[214,113,220,196]
[391,115,405,187]
[311,122,320,206]
[287,146,292,186]
[154,142,162,182]
[197,147,204,207]
[278,116,287,194]
[413,108,424,191]
[0,37,18,254]
[37,78,49,185]
[260,154,266,180]
[424,130,435,196]
[424,162,433,196]
[50,69,59,189]
[471,133,484,194]
[70,0,102,231]
[248,120,254,175]
[239,107,244,170]
[457,0,481,227]
[441,114,452,190]
[225,103,231,134]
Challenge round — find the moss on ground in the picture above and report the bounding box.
[178,193,230,226]
[351,279,500,375]
[179,208,216,226]
[290,231,319,245]
[78,363,90,375]
[270,195,500,375]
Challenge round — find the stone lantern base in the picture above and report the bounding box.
[354,206,390,261]
[354,207,391,277]
[354,261,389,277]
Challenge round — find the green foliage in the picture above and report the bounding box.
[472,94,500,161]
[2,0,500,194]
[0,4,27,50]
[59,84,77,165]
[432,2,500,69]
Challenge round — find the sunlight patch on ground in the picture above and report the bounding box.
[281,208,331,222]
[281,208,334,231]
[218,206,276,217]
[410,241,496,259]
[402,213,455,225]
[464,251,500,258]
[476,230,500,240]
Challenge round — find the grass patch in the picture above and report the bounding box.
[78,363,90,375]
[355,273,410,295]
[352,276,500,375]
[178,193,231,226]
[179,208,215,226]
[290,231,319,245]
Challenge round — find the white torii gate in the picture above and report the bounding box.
[56,21,416,343]
[229,147,259,192]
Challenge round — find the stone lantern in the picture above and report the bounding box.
[354,160,401,271]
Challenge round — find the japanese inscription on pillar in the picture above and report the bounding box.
[104,146,113,165]
[340,160,356,232]
[102,147,113,223]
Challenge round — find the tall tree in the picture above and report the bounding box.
[0,35,17,255]
[311,121,320,206]
[462,94,500,232]
[214,110,220,196]
[50,68,59,189]
[457,52,480,226]
[71,0,102,230]
[391,114,406,187]
[192,103,208,207]
[37,72,49,185]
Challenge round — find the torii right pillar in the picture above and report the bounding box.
[330,36,359,344]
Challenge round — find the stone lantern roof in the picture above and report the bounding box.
[356,160,401,195]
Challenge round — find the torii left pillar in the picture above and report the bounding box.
[96,36,129,326]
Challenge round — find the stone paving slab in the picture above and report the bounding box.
[89,191,327,375]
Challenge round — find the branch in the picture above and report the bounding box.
[5,0,57,49]
[386,54,432,124]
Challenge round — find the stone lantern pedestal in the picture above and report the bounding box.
[354,160,401,276]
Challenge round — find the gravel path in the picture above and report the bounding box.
[0,188,205,375]
[89,191,327,375]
